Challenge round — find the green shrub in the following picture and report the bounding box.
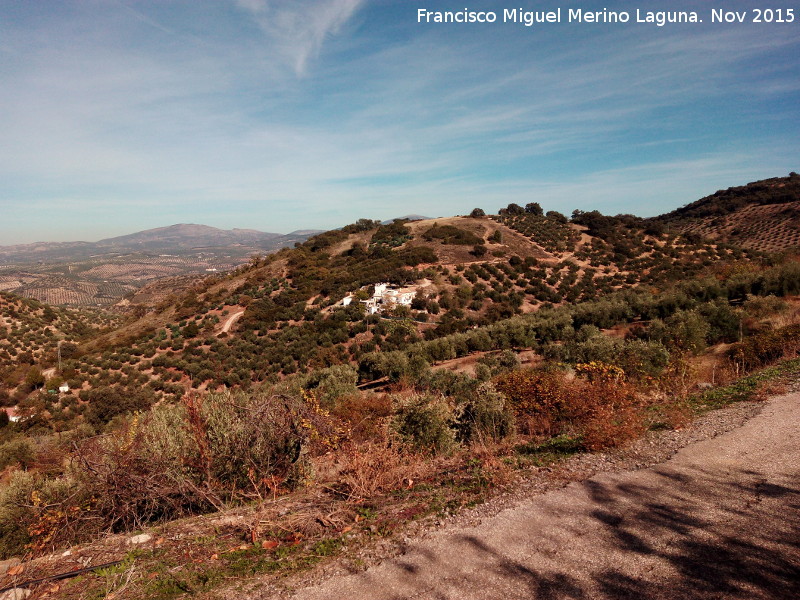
[476,350,520,378]
[0,471,37,557]
[742,294,786,318]
[64,388,342,534]
[295,365,360,407]
[392,394,455,454]
[454,382,515,444]
[0,438,35,470]
[0,472,80,558]
[422,224,482,246]
[616,340,670,379]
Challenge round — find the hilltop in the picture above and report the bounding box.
[654,172,800,252]
[4,172,799,310]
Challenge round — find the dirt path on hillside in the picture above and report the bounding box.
[220,310,244,333]
[285,393,800,600]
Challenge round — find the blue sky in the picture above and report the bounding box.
[1,0,798,244]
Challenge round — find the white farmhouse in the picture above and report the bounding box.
[340,282,423,315]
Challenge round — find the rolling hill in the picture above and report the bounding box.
[654,172,800,252]
[2,174,800,593]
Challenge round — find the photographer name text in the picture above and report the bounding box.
[416,7,796,27]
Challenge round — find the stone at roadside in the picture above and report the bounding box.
[127,533,152,545]
[0,588,31,600]
[0,558,21,576]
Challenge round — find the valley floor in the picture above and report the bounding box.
[281,391,800,600]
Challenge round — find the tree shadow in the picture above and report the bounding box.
[342,462,800,599]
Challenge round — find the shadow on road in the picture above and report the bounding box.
[352,463,800,600]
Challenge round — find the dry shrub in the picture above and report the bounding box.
[72,410,211,532]
[28,438,70,477]
[494,367,644,450]
[65,388,345,535]
[565,380,644,451]
[728,323,800,373]
[467,442,515,487]
[656,354,700,401]
[0,388,346,555]
[184,390,343,496]
[657,398,694,430]
[493,369,574,436]
[331,393,392,442]
[250,493,353,542]
[337,441,429,501]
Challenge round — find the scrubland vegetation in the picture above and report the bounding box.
[2,253,799,561]
[1,175,799,597]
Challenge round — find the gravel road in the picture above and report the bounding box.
[221,310,244,333]
[286,392,800,600]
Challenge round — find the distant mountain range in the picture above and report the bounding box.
[0,224,325,265]
[96,223,283,249]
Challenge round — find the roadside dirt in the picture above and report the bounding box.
[276,392,800,600]
[220,310,245,333]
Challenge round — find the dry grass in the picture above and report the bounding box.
[337,441,431,502]
[753,380,789,401]
[247,490,355,543]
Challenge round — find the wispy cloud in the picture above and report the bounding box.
[235,0,364,75]
[0,1,798,244]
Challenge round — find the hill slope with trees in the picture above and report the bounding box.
[1,174,800,595]
[654,172,800,252]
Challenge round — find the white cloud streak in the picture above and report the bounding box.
[235,0,364,75]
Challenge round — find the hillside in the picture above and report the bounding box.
[65,210,750,406]
[1,176,800,597]
[0,176,792,410]
[0,293,118,404]
[655,172,800,252]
